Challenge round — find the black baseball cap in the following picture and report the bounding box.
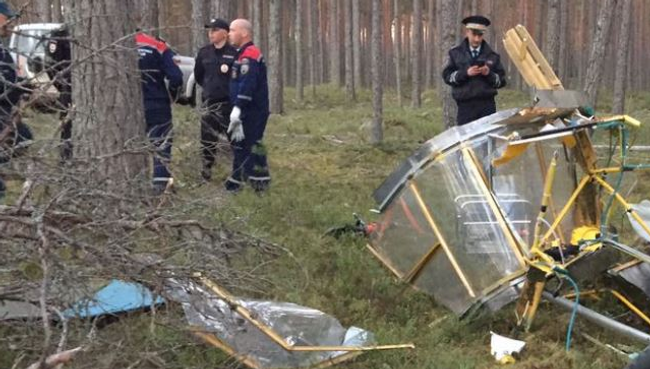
[205,18,230,31]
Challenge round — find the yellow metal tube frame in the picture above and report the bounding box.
[195,274,416,352]
[592,175,650,241]
[530,152,558,264]
[563,289,650,329]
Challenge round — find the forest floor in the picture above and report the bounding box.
[3,86,650,369]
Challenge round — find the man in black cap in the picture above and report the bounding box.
[442,15,507,126]
[194,18,238,181]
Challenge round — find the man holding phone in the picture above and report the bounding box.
[442,16,506,126]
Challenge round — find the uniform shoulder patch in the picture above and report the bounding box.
[240,46,262,62]
[135,33,167,54]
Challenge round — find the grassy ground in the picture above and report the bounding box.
[4,86,650,368]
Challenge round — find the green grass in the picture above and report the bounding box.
[3,86,650,368]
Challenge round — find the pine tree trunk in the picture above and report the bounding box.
[69,0,147,187]
[584,0,616,107]
[370,0,383,144]
[34,0,51,22]
[352,0,361,89]
[211,0,233,20]
[191,0,206,55]
[52,0,62,23]
[134,0,159,34]
[411,0,422,108]
[612,0,632,114]
[393,0,402,107]
[544,0,560,70]
[425,0,435,89]
[253,0,263,51]
[557,0,569,81]
[269,0,283,114]
[328,0,340,86]
[308,0,317,96]
[296,0,304,102]
[343,0,355,100]
[440,0,458,128]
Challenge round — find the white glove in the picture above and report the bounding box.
[228,106,245,142]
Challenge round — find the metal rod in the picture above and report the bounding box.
[542,291,650,344]
[603,239,650,266]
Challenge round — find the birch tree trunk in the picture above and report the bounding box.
[612,0,632,114]
[370,0,383,144]
[269,0,284,114]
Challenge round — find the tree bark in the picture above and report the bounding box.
[69,0,148,187]
[211,0,233,20]
[393,0,402,107]
[344,0,355,100]
[52,0,62,23]
[544,0,560,70]
[296,0,304,101]
[613,0,632,114]
[191,0,206,55]
[425,0,435,89]
[269,0,283,114]
[557,0,569,81]
[34,0,51,22]
[328,0,340,86]
[134,0,159,34]
[352,0,361,89]
[440,0,458,128]
[411,0,422,108]
[253,0,263,51]
[370,0,383,144]
[584,0,616,107]
[307,0,317,96]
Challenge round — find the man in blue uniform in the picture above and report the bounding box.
[194,18,237,181]
[442,16,506,126]
[225,19,270,193]
[136,31,183,194]
[44,26,72,161]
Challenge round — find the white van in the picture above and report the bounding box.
[8,23,197,106]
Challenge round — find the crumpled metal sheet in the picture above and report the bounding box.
[165,279,375,369]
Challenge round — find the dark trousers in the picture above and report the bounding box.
[200,99,232,168]
[225,110,271,192]
[145,107,173,185]
[57,91,73,160]
[456,98,496,126]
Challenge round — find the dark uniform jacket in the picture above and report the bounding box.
[442,38,506,102]
[194,43,237,103]
[136,33,183,111]
[0,42,18,117]
[230,42,269,118]
[44,27,71,97]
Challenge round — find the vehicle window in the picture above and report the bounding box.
[13,29,48,56]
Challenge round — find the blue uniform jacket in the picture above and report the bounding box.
[136,33,183,111]
[0,42,18,117]
[230,42,269,120]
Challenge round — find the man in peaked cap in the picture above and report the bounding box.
[442,15,507,126]
[194,18,238,182]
